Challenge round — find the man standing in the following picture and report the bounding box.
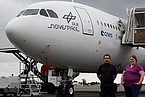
[97,54,117,97]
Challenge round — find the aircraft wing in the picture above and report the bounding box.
[0,48,19,53]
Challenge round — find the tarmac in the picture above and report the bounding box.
[2,84,145,97]
[29,84,145,97]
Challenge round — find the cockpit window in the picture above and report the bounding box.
[40,9,48,17]
[23,9,39,16]
[47,9,58,18]
[17,10,25,17]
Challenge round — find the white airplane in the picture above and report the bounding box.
[5,1,145,95]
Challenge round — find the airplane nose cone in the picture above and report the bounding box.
[5,17,30,48]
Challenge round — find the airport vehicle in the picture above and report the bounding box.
[0,76,18,96]
[0,64,41,97]
[5,1,145,95]
[40,65,61,94]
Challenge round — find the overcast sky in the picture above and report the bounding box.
[0,0,145,78]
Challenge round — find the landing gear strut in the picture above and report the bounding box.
[57,68,74,96]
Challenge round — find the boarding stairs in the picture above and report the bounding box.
[18,62,41,96]
[0,49,44,82]
[122,7,145,46]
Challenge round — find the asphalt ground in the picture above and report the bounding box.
[1,84,145,97]
[44,84,145,97]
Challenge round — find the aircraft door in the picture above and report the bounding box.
[74,7,94,35]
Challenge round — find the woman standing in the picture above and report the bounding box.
[121,55,144,97]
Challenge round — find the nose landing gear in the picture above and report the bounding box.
[57,68,75,96]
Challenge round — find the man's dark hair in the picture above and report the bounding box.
[103,54,111,59]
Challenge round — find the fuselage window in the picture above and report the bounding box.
[97,21,99,25]
[113,25,115,29]
[107,23,110,28]
[47,9,58,18]
[104,23,107,27]
[110,24,112,28]
[23,9,39,16]
[100,22,103,26]
[17,10,25,17]
[118,27,120,31]
[115,26,117,30]
[40,9,48,17]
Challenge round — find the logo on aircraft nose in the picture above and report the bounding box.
[63,12,76,23]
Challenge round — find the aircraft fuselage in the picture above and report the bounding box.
[5,1,145,73]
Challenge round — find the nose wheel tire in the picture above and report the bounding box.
[58,85,74,96]
[66,85,74,95]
